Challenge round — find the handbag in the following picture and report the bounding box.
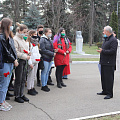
[38,57,44,70]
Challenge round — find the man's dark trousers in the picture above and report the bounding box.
[101,65,115,97]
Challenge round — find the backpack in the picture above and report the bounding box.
[0,34,4,69]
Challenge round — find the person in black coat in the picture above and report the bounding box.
[0,18,18,111]
[39,28,56,92]
[97,26,118,99]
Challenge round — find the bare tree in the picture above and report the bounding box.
[89,0,95,46]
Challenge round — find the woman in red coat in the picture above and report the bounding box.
[53,28,72,88]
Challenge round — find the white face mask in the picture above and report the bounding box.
[20,33,25,37]
[48,34,52,38]
[10,26,13,31]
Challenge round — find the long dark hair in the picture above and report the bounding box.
[0,18,13,39]
[27,30,40,49]
[57,28,65,36]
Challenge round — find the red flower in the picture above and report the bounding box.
[58,44,62,46]
[3,71,10,77]
[35,59,41,61]
[23,50,28,54]
[32,43,36,47]
[7,72,10,75]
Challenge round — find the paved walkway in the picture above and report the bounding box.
[0,64,120,120]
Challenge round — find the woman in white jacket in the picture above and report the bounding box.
[27,30,41,96]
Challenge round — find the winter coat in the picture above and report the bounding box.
[0,33,17,64]
[53,37,72,66]
[39,34,54,62]
[14,32,30,60]
[62,64,70,76]
[100,34,118,67]
[28,43,41,65]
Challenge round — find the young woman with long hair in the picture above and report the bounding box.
[0,18,18,111]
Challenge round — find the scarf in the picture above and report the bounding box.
[30,37,39,46]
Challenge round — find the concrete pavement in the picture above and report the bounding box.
[0,64,120,120]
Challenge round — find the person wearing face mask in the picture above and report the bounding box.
[0,18,18,111]
[26,30,41,95]
[36,25,44,87]
[13,22,30,103]
[39,28,56,92]
[98,34,109,75]
[97,26,118,99]
[53,28,72,88]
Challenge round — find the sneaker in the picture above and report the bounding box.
[28,89,36,96]
[45,86,50,91]
[0,103,10,111]
[33,88,38,94]
[21,95,29,102]
[41,86,50,92]
[15,97,24,103]
[4,101,12,109]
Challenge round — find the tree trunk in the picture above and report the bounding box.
[89,0,94,46]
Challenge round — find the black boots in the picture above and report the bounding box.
[57,82,67,88]
[57,84,62,88]
[61,82,67,87]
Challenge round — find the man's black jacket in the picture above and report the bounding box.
[100,34,118,66]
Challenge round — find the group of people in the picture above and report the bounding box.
[0,18,72,111]
[0,17,119,113]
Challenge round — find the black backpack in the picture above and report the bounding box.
[0,34,4,69]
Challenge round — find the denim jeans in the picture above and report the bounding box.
[62,75,68,78]
[98,64,101,75]
[0,63,13,103]
[41,61,52,87]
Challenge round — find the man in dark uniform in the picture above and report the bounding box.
[97,26,118,99]
[37,25,44,87]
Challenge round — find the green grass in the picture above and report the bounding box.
[87,114,120,120]
[72,58,99,61]
[71,44,99,55]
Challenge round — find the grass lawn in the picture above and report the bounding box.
[87,114,120,120]
[72,58,99,61]
[71,44,99,55]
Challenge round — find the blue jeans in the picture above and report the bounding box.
[98,64,101,75]
[41,61,52,87]
[0,63,13,103]
[62,75,68,78]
